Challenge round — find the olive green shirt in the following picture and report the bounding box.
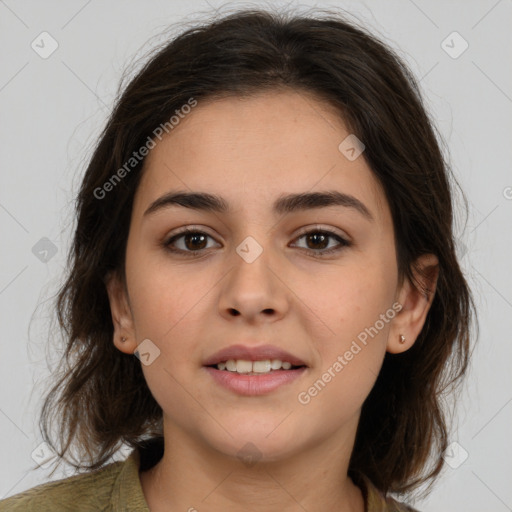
[0,439,418,511]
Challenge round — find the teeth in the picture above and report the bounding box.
[270,359,282,370]
[225,360,237,371]
[216,359,298,373]
[236,360,252,373]
[253,360,271,373]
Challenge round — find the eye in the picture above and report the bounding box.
[163,228,219,256]
[291,228,350,257]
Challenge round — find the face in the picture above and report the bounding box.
[107,90,436,463]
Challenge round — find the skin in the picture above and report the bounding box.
[106,90,438,512]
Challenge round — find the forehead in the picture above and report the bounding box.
[134,90,388,222]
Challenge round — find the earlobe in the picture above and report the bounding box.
[105,270,138,355]
[387,254,439,354]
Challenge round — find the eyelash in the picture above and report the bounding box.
[162,226,350,258]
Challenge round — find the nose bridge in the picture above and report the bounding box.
[228,205,278,265]
[231,231,275,290]
[218,228,288,319]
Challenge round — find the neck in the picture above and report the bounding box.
[139,418,365,512]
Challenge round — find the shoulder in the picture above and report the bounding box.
[355,473,421,512]
[0,458,125,511]
[380,494,420,512]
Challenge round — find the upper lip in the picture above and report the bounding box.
[203,344,308,367]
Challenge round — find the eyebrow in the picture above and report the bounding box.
[143,190,373,221]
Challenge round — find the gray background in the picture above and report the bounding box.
[1,0,511,510]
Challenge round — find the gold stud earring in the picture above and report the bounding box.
[399,334,406,344]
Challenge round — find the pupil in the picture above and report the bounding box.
[308,233,327,249]
[186,233,206,250]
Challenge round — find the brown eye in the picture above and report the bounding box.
[181,232,208,251]
[305,232,329,250]
[291,229,350,256]
[164,229,218,256]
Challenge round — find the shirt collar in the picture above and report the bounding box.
[109,442,157,511]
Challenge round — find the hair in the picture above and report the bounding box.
[38,5,476,498]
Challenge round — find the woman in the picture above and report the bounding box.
[0,7,475,512]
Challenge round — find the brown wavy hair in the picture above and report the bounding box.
[37,6,476,498]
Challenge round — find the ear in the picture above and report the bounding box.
[105,270,138,355]
[387,253,439,354]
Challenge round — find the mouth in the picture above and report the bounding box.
[202,343,308,369]
[202,344,309,395]
[203,364,307,396]
[205,359,306,375]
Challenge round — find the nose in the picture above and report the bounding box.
[217,239,289,324]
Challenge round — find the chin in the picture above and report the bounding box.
[203,424,306,465]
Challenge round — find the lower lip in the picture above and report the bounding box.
[203,366,307,396]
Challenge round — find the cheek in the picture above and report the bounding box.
[125,242,204,343]
[302,251,397,391]
[312,258,397,343]
[125,255,211,410]
[296,275,394,423]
